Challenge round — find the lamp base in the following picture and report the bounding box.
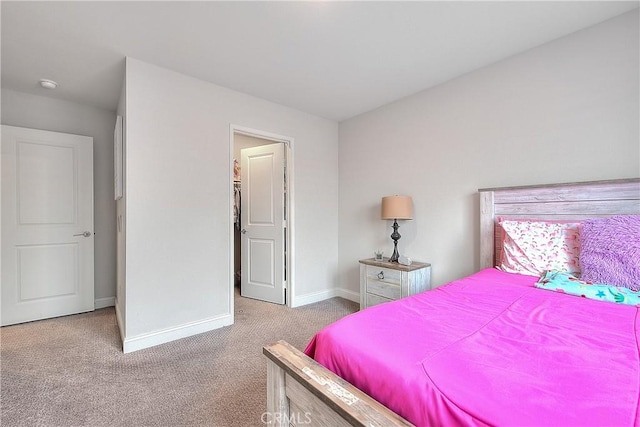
[388,219,401,263]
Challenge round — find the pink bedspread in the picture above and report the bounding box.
[305,268,640,426]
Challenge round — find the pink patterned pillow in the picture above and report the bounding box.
[494,218,582,268]
[498,219,581,276]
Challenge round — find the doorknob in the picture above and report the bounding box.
[74,231,92,237]
[241,229,247,234]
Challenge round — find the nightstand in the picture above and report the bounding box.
[359,258,431,309]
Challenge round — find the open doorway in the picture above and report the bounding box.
[229,125,294,313]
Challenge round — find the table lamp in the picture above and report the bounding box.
[381,195,413,263]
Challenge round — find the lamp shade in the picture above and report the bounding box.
[381,195,413,220]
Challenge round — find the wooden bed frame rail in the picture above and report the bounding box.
[265,178,639,427]
[263,340,413,426]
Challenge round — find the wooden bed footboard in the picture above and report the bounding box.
[263,340,413,426]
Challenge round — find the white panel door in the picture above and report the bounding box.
[240,143,285,304]
[2,125,94,326]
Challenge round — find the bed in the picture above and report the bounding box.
[263,178,640,426]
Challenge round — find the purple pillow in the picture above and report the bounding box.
[579,215,640,291]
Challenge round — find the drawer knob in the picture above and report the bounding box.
[377,271,384,280]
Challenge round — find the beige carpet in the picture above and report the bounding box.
[1,290,358,427]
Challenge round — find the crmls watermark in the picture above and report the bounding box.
[261,411,312,425]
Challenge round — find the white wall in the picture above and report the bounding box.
[338,10,640,293]
[1,89,117,307]
[123,58,339,343]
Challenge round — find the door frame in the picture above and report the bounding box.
[229,124,295,312]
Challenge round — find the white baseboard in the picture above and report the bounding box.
[293,288,359,307]
[122,313,233,354]
[335,288,359,304]
[95,296,115,309]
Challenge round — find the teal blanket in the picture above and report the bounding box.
[535,270,640,306]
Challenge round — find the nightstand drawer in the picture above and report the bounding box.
[366,280,401,300]
[365,265,401,286]
[366,293,394,307]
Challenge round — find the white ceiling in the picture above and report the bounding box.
[2,1,638,121]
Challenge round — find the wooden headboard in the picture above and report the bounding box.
[478,178,640,270]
